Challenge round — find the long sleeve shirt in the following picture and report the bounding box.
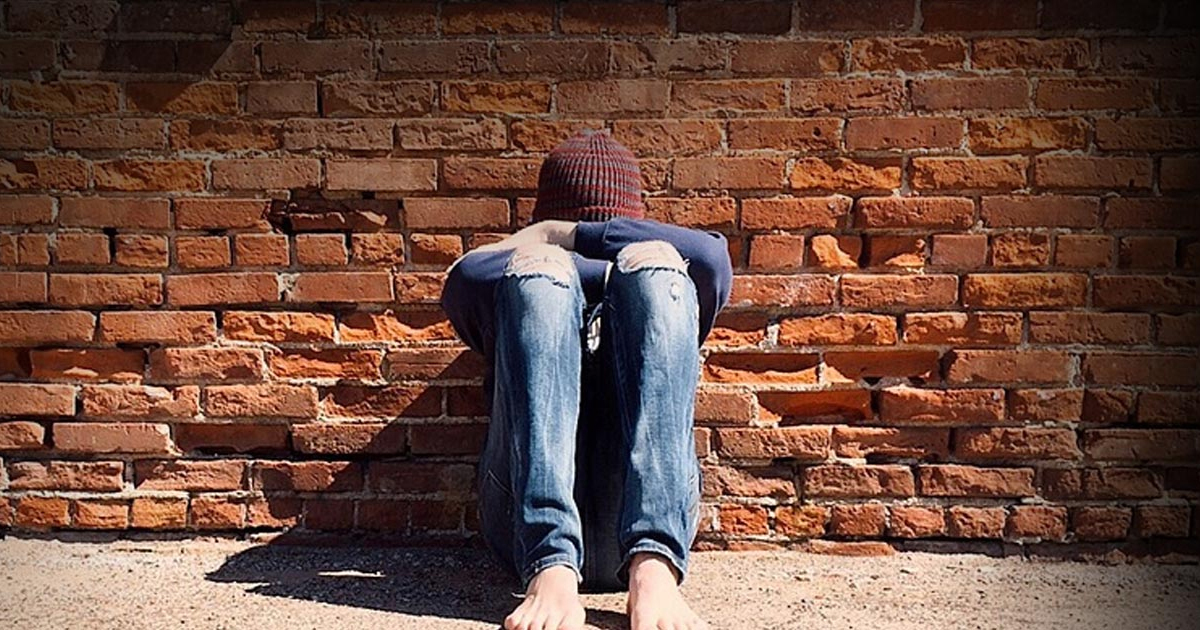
[439,217,734,363]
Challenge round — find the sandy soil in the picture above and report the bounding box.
[1,536,1198,630]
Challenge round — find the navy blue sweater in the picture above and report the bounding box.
[440,217,734,362]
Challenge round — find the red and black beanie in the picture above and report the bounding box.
[531,128,646,224]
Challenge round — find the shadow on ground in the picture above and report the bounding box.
[205,540,628,630]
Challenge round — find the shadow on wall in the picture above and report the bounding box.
[206,542,629,629]
[44,0,240,77]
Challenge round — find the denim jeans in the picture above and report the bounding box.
[476,242,703,594]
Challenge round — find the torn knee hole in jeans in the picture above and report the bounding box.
[504,243,576,285]
[616,240,688,275]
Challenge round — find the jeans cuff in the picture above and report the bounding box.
[520,553,583,592]
[619,540,689,588]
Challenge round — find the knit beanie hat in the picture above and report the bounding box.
[530,128,646,224]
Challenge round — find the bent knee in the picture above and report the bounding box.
[616,239,687,274]
[503,242,576,285]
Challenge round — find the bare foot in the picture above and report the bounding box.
[626,552,709,630]
[504,564,587,630]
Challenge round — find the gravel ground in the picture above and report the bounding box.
[2,536,1198,630]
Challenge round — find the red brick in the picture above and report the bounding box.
[167,273,278,306]
[175,236,231,269]
[947,506,1006,538]
[804,465,914,498]
[833,427,949,461]
[920,465,1034,497]
[748,234,805,271]
[261,40,371,74]
[175,423,289,454]
[442,158,541,190]
[981,195,1099,227]
[930,234,986,267]
[295,234,348,266]
[131,497,188,529]
[728,118,841,151]
[349,233,404,266]
[442,81,550,113]
[98,311,215,344]
[775,505,828,537]
[0,158,89,191]
[9,81,119,114]
[0,421,47,449]
[846,117,962,150]
[963,273,1087,308]
[79,384,198,419]
[912,157,1027,191]
[379,41,490,74]
[397,118,508,151]
[206,383,318,419]
[973,38,1089,69]
[889,506,946,538]
[755,389,871,421]
[0,196,54,225]
[8,460,123,491]
[1054,234,1114,268]
[991,232,1051,267]
[790,157,901,193]
[54,233,110,265]
[1036,79,1154,110]
[728,275,836,308]
[321,1,435,34]
[741,196,851,230]
[0,271,46,302]
[969,117,1088,154]
[1042,468,1161,500]
[955,427,1080,461]
[1095,118,1200,151]
[495,41,609,76]
[1081,353,1199,388]
[556,80,669,114]
[94,160,205,192]
[715,427,831,461]
[0,119,49,150]
[644,197,737,230]
[1162,158,1200,191]
[1082,429,1200,461]
[283,119,394,151]
[125,82,237,114]
[53,118,164,150]
[806,232,864,267]
[405,198,509,230]
[327,159,436,192]
[245,81,317,114]
[852,37,965,71]
[48,273,162,307]
[840,274,958,308]
[321,81,432,117]
[288,271,393,303]
[235,234,289,266]
[1134,505,1191,538]
[60,198,169,230]
[701,352,817,385]
[134,460,245,491]
[879,385,1005,424]
[293,422,406,455]
[1093,275,1200,309]
[674,157,786,190]
[792,78,905,113]
[212,159,320,190]
[268,348,382,380]
[678,1,790,33]
[913,77,1029,111]
[613,120,724,157]
[1072,506,1131,541]
[1029,312,1151,345]
[829,503,887,537]
[778,314,896,345]
[855,196,973,229]
[224,311,335,342]
[1101,37,1200,77]
[730,41,843,75]
[673,80,786,112]
[718,503,769,535]
[409,423,486,455]
[53,422,178,454]
[902,312,1022,346]
[1006,505,1068,540]
[149,348,264,381]
[1157,314,1200,347]
[15,496,70,529]
[30,348,141,383]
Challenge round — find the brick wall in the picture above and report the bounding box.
[1,0,1197,557]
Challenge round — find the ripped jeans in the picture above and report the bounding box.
[476,240,704,594]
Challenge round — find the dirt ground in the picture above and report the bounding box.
[1,536,1198,630]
